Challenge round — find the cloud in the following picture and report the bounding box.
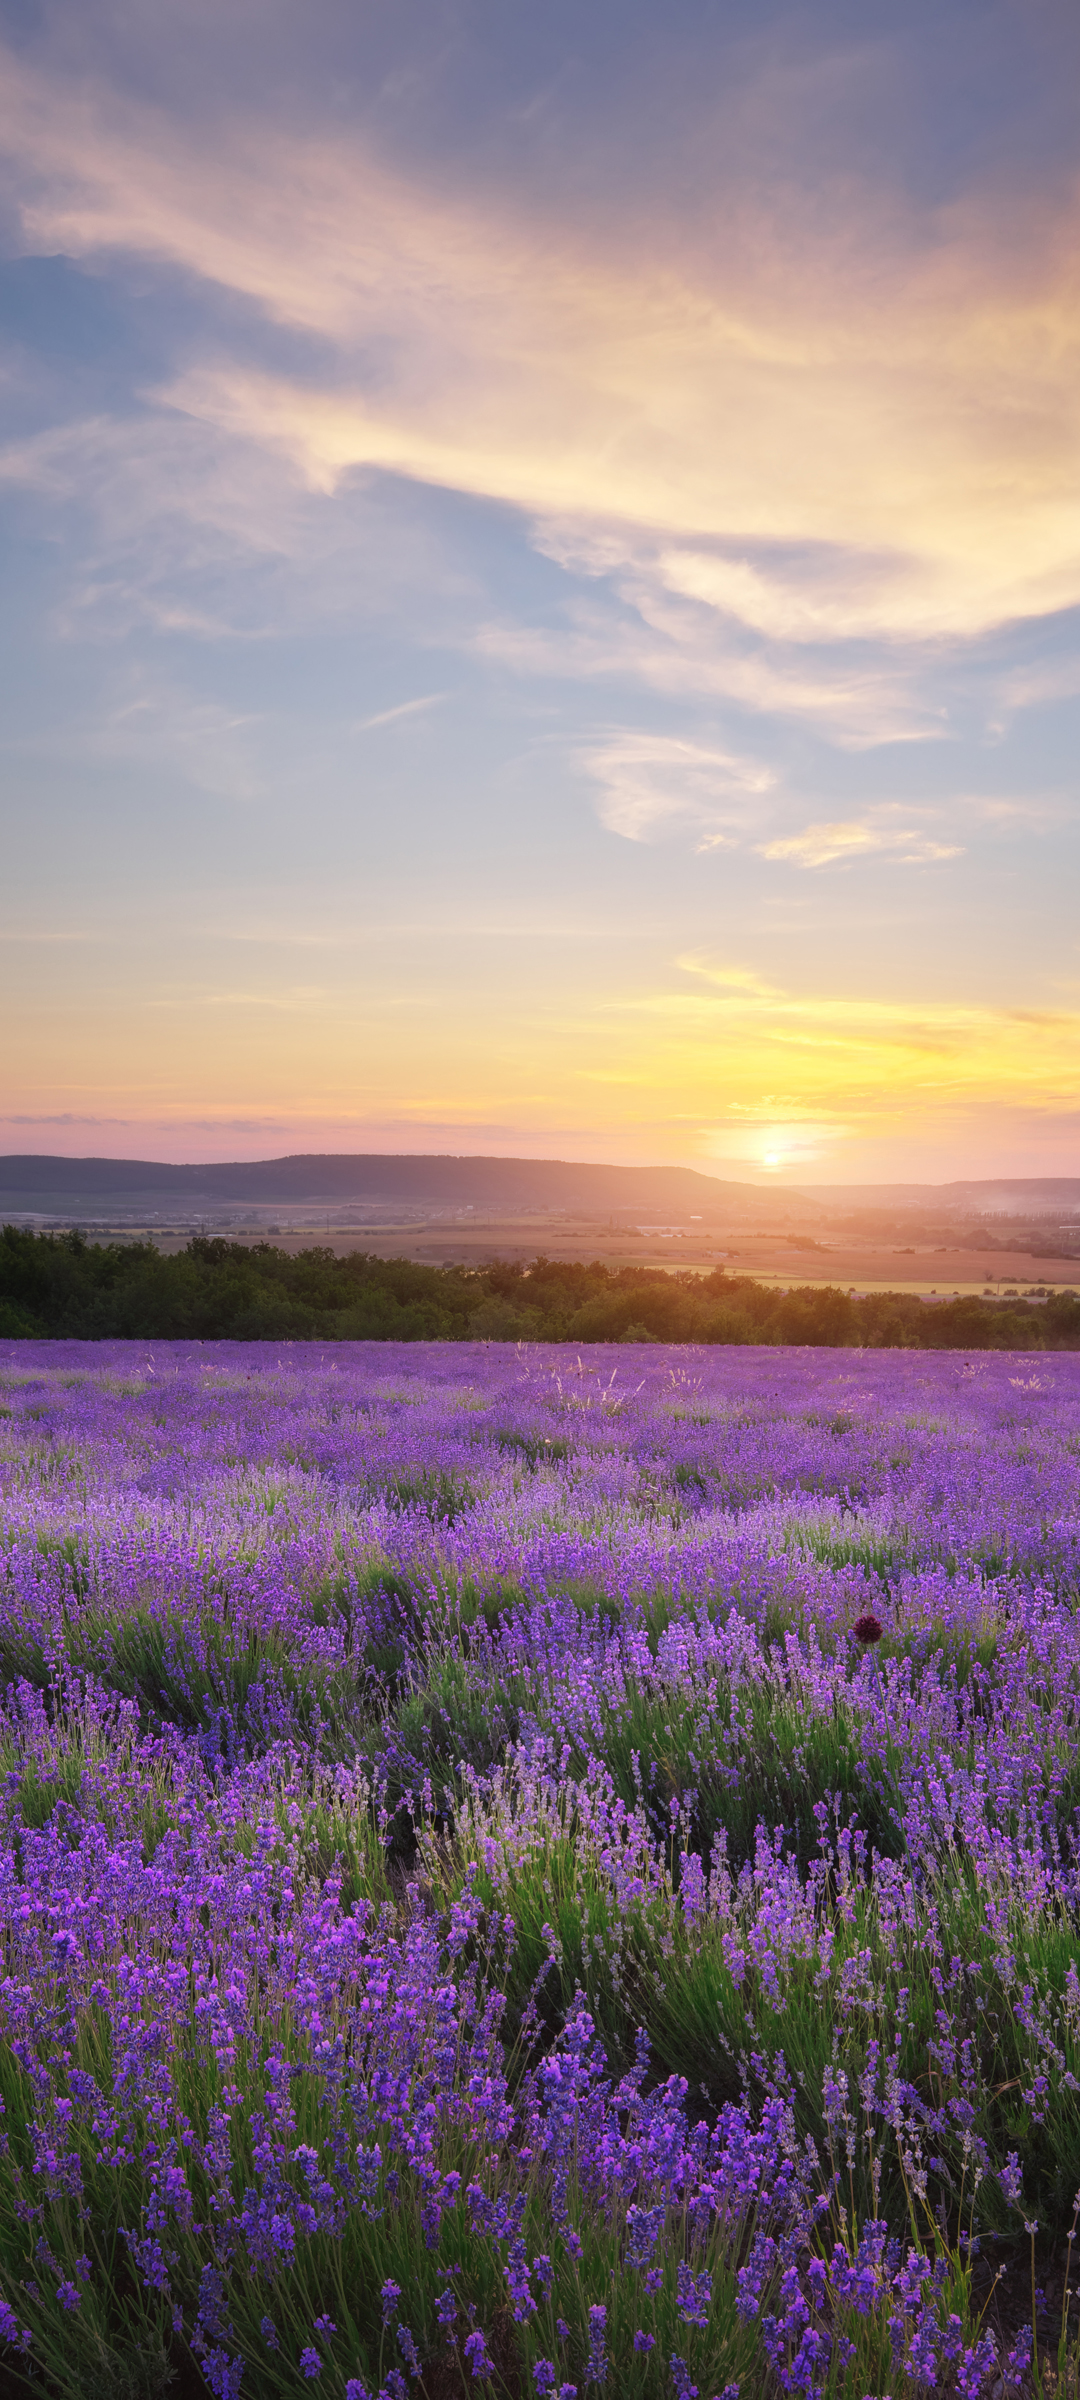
[654,546,930,646]
[0,662,270,799]
[650,960,1080,1084]
[760,815,963,868]
[2,34,1080,665]
[99,676,267,802]
[993,656,1080,713]
[686,965,783,998]
[0,409,468,648]
[0,412,291,549]
[475,583,941,746]
[580,746,975,867]
[579,732,775,846]
[355,693,447,731]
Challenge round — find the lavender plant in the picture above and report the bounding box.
[2,1337,1080,2397]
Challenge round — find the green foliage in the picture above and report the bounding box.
[3,1224,1078,1346]
[380,1465,478,1521]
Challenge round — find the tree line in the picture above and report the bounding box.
[0,1226,1076,1348]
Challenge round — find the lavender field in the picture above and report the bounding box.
[2,1339,1080,2400]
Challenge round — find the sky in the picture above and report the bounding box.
[1,0,1078,1185]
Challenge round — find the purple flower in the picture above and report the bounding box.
[956,2334,998,2400]
[201,2351,245,2400]
[507,2236,536,2320]
[676,2261,712,2329]
[585,2303,607,2387]
[0,2300,31,2352]
[396,2324,422,2378]
[7,1333,1080,2400]
[998,2152,1024,2204]
[464,2329,495,2382]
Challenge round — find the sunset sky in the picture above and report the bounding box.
[1,0,1078,1182]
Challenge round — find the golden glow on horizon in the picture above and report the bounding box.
[3,952,1078,1178]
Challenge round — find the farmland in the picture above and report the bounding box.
[2,1340,1080,2399]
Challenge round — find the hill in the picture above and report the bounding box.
[0,1151,795,1219]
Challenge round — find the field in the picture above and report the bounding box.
[2,1338,1080,2400]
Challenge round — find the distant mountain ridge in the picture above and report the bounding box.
[2,1153,1079,1217]
[0,1151,770,1215]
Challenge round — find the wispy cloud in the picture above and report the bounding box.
[1,1112,134,1127]
[580,746,973,867]
[684,964,783,998]
[993,657,1080,713]
[760,815,962,867]
[664,959,1080,1071]
[101,677,266,802]
[0,409,465,650]
[355,693,447,731]
[579,732,776,846]
[476,594,941,747]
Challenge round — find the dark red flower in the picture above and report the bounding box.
[853,1613,883,1646]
